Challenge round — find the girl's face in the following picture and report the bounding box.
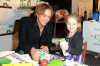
[66,17,80,33]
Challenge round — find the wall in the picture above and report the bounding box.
[72,0,78,14]
[0,35,12,51]
[0,0,29,51]
[78,0,93,19]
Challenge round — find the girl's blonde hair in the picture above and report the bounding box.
[65,13,82,32]
[35,3,53,17]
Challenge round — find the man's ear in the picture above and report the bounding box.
[36,13,39,17]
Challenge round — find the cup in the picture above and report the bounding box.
[59,38,69,56]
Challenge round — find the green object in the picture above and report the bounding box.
[40,53,45,60]
[47,59,65,66]
[3,3,8,6]
[6,30,11,33]
[59,38,66,42]
[40,0,42,1]
[27,0,31,6]
[39,49,42,52]
[0,57,11,65]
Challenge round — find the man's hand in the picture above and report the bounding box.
[31,47,40,61]
[40,46,49,53]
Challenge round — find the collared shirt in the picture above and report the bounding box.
[17,16,53,54]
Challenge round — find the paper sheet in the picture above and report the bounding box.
[0,51,39,66]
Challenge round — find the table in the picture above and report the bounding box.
[0,51,89,66]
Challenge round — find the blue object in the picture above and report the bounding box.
[92,13,99,21]
[18,50,24,54]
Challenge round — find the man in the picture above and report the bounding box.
[15,3,54,61]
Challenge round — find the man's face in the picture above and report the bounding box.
[37,9,52,27]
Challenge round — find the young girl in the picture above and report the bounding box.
[60,13,83,63]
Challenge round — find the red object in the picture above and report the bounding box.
[0,52,16,59]
[57,29,67,38]
[59,57,63,61]
[55,9,69,21]
[90,21,93,23]
[82,42,87,64]
[41,59,48,66]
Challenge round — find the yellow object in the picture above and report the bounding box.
[98,0,100,10]
[2,63,33,66]
[2,64,12,66]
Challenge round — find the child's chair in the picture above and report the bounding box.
[54,9,69,38]
[82,42,87,64]
[55,9,69,22]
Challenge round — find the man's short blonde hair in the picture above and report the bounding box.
[35,3,53,17]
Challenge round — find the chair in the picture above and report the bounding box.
[82,42,87,64]
[13,20,20,50]
[53,9,69,38]
[55,9,69,22]
[56,29,67,38]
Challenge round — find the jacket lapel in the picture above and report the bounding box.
[29,17,40,43]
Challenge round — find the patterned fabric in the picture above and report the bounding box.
[55,9,69,21]
[65,54,83,63]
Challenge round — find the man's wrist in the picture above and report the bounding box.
[31,47,35,53]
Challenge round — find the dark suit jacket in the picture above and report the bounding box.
[16,16,53,54]
[66,31,83,55]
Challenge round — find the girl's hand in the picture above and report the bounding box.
[60,42,68,50]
